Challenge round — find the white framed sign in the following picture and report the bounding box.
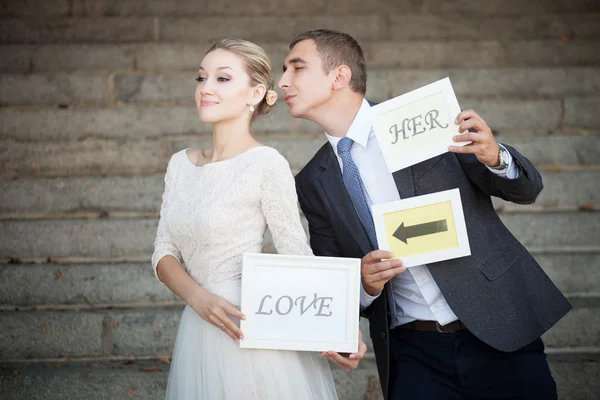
[372,188,471,267]
[239,253,360,353]
[370,77,469,173]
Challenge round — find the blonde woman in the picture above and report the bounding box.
[152,39,364,399]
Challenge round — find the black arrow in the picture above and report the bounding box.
[393,220,448,244]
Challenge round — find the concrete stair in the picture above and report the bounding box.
[2,355,599,400]
[1,0,599,398]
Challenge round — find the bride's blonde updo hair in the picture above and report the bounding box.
[205,38,277,119]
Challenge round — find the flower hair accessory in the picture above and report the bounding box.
[265,89,278,106]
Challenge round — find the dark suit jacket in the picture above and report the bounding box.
[295,140,572,399]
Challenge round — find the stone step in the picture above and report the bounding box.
[1,298,597,360]
[1,358,381,400]
[4,99,598,144]
[2,248,599,308]
[3,40,600,74]
[419,0,600,15]
[1,355,599,400]
[550,359,600,400]
[495,170,600,211]
[0,137,173,179]
[495,134,600,167]
[2,13,600,44]
[0,362,170,400]
[387,67,600,100]
[0,74,112,106]
[0,263,178,307]
[0,177,165,216]
[3,0,599,17]
[368,40,600,69]
[1,0,416,18]
[543,307,600,348]
[1,133,599,179]
[1,170,598,217]
[0,0,71,17]
[2,67,599,106]
[537,253,600,294]
[386,13,600,42]
[0,212,598,262]
[0,308,179,359]
[0,15,378,44]
[0,218,158,262]
[1,355,598,400]
[499,212,600,249]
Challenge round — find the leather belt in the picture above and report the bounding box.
[396,320,467,333]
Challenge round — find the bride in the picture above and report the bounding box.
[152,38,366,399]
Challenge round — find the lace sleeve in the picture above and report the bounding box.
[260,151,314,257]
[151,156,183,280]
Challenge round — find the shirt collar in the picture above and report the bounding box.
[325,98,372,158]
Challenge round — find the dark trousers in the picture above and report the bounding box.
[388,328,557,400]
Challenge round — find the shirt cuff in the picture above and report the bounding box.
[486,144,520,180]
[360,280,381,310]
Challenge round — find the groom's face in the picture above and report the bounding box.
[279,39,335,119]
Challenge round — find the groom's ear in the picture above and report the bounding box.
[332,65,352,90]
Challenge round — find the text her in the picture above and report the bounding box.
[389,109,449,144]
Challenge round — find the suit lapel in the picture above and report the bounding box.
[318,144,373,255]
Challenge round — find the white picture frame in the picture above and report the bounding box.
[372,188,471,268]
[370,77,469,173]
[239,253,361,353]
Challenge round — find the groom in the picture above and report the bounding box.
[279,29,571,399]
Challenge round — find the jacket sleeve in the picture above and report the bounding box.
[456,144,543,204]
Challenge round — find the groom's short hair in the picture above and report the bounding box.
[290,29,367,95]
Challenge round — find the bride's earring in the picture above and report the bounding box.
[249,104,255,112]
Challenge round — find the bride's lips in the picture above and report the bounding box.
[200,100,218,107]
[284,94,296,104]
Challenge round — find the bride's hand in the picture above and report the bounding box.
[188,288,246,343]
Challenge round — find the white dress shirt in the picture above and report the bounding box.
[325,99,518,327]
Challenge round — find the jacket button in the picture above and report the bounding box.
[381,332,387,339]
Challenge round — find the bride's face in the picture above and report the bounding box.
[195,49,255,124]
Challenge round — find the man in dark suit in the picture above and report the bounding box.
[278,29,571,399]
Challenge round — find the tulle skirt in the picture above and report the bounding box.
[165,280,338,400]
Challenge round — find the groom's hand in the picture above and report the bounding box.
[361,250,405,296]
[448,109,501,167]
[322,330,368,371]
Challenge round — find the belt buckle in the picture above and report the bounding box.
[436,321,454,334]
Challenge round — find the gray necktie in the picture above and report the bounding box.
[337,137,377,247]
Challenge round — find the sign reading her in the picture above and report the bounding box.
[240,253,360,353]
[370,77,469,173]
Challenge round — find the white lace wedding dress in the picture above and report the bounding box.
[152,146,338,400]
